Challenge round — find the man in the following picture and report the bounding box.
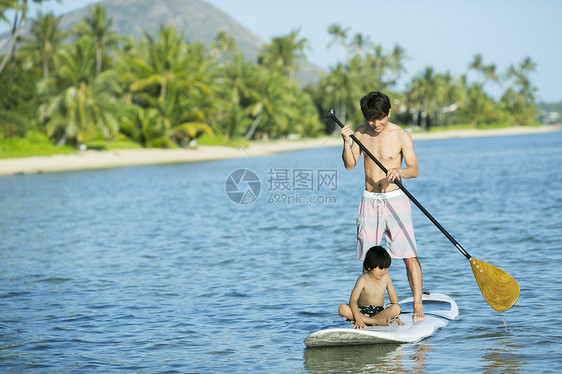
[340,91,425,319]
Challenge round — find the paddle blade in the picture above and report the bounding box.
[469,258,520,312]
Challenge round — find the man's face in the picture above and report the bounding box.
[368,115,388,133]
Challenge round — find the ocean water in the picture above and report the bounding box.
[1,130,561,373]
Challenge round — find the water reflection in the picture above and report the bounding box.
[481,338,528,373]
[303,342,432,373]
[409,343,433,372]
[304,344,403,373]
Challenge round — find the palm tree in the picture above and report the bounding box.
[327,23,349,68]
[459,83,499,126]
[258,29,309,81]
[468,54,499,91]
[322,62,353,127]
[407,67,449,130]
[122,27,191,101]
[38,38,120,146]
[436,72,463,126]
[350,32,370,58]
[214,52,257,138]
[119,26,214,146]
[119,105,162,147]
[468,54,483,72]
[73,4,120,76]
[290,89,322,137]
[364,44,394,89]
[18,12,67,80]
[0,0,50,75]
[501,57,537,126]
[384,44,408,88]
[0,0,20,73]
[244,67,300,140]
[313,38,409,129]
[209,31,237,60]
[327,24,349,49]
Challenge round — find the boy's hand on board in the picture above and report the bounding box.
[352,316,367,329]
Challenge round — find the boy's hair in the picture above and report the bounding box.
[363,246,391,272]
[360,91,391,121]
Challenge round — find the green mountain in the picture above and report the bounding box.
[1,0,323,85]
[57,0,263,60]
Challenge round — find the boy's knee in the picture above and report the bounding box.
[389,303,401,315]
[338,304,349,316]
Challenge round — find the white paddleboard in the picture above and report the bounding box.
[304,292,458,347]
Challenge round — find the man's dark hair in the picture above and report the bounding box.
[363,245,392,272]
[360,91,391,121]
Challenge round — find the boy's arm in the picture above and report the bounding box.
[385,275,400,305]
[386,275,406,326]
[341,125,362,170]
[349,276,367,329]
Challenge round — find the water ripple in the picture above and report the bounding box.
[1,132,561,372]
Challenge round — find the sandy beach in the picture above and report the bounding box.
[0,125,559,176]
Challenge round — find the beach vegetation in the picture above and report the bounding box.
[37,37,121,147]
[0,131,75,158]
[196,133,249,148]
[83,138,142,151]
[0,3,543,157]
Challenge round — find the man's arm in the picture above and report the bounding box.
[386,130,418,182]
[341,124,362,170]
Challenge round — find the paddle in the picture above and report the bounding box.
[326,109,520,312]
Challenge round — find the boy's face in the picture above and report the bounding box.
[369,266,388,279]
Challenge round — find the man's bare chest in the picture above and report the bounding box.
[358,135,402,163]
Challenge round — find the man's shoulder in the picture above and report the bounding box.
[355,124,370,133]
[388,122,408,133]
[389,123,413,141]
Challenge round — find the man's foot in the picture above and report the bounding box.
[413,302,425,320]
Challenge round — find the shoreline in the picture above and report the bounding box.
[0,125,559,176]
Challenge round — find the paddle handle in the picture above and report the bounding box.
[327,109,472,260]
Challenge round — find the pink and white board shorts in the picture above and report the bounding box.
[356,189,418,260]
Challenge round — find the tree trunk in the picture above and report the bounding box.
[43,56,48,80]
[56,133,67,146]
[96,46,102,75]
[244,112,263,140]
[0,11,21,76]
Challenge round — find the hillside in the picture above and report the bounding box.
[0,0,323,85]
[59,0,263,60]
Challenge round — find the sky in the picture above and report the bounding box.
[10,0,562,102]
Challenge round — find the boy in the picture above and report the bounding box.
[338,246,404,328]
[340,91,425,320]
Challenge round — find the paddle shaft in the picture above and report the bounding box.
[327,110,472,260]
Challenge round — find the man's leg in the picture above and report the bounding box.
[403,257,425,319]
